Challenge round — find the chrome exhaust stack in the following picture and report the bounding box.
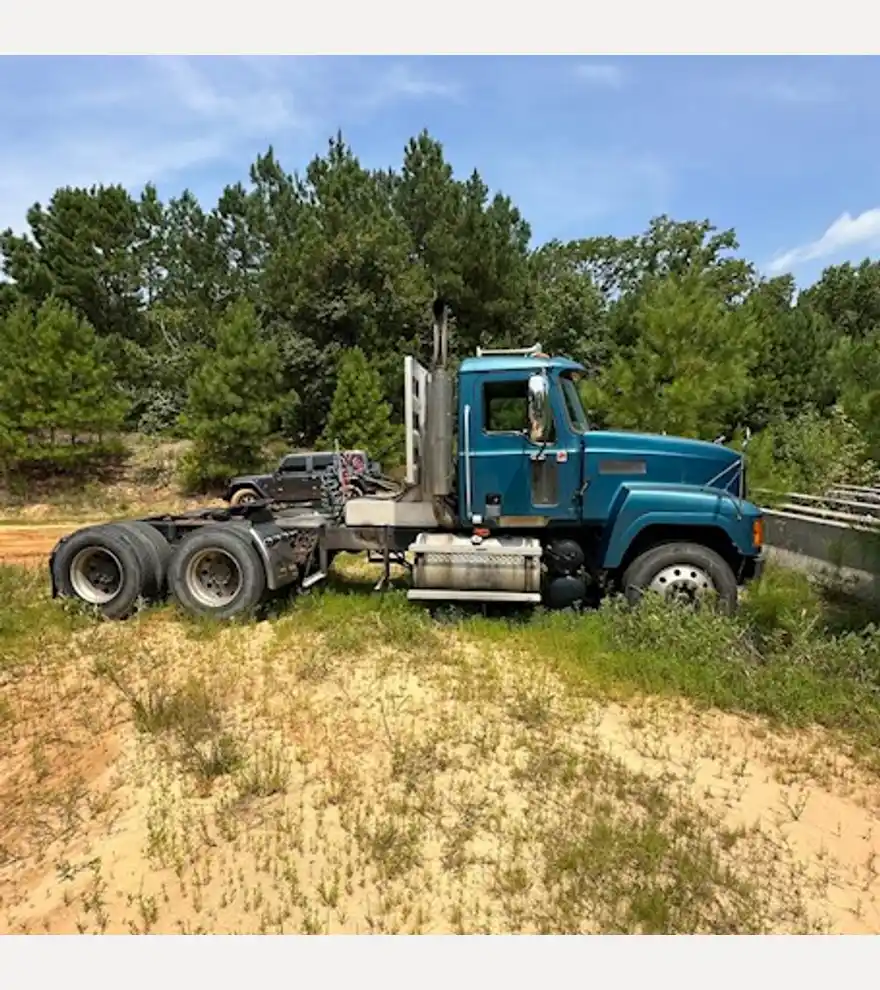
[426,298,455,524]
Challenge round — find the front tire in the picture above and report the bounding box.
[229,487,261,506]
[621,542,739,615]
[168,526,267,620]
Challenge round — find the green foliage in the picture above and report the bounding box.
[319,347,401,463]
[526,241,609,372]
[739,405,876,495]
[0,296,127,470]
[1,184,147,345]
[583,272,758,440]
[742,276,839,429]
[802,259,880,340]
[0,129,879,489]
[833,330,880,462]
[179,299,281,490]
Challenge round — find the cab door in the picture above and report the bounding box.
[465,374,531,524]
[524,372,582,524]
[462,372,581,526]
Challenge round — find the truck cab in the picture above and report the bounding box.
[406,345,764,612]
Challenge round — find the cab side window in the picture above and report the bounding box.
[484,380,529,433]
[483,379,556,441]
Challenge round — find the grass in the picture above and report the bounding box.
[282,558,880,758]
[3,555,879,748]
[452,564,880,755]
[95,665,244,789]
[1,556,880,933]
[0,566,96,671]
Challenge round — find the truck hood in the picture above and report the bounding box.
[588,430,743,495]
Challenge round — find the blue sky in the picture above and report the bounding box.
[1,54,879,286]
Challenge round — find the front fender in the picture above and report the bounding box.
[225,476,271,501]
[600,483,761,570]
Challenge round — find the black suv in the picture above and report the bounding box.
[224,450,381,506]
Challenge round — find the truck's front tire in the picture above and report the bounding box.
[621,541,738,615]
[168,527,267,620]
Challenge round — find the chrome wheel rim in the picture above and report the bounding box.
[648,563,716,604]
[185,548,243,607]
[70,547,123,604]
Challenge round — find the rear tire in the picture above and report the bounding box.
[51,525,146,619]
[621,541,739,615]
[230,487,261,506]
[168,526,267,620]
[110,521,172,598]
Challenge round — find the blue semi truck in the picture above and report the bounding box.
[49,300,765,620]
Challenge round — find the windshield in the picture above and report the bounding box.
[560,373,589,434]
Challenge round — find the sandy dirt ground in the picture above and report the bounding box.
[2,600,880,935]
[0,523,97,568]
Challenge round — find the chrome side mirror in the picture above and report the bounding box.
[527,372,552,445]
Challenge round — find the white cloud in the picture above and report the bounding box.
[381,62,460,99]
[573,62,626,89]
[350,61,462,113]
[732,74,837,106]
[766,208,880,274]
[0,56,460,234]
[0,57,302,233]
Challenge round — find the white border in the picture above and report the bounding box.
[2,932,879,985]
[0,0,876,55]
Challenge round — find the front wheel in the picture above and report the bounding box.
[229,487,261,506]
[621,542,739,615]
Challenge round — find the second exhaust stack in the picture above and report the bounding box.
[425,298,453,499]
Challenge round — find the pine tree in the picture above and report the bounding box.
[0,297,126,459]
[33,298,128,441]
[180,298,281,488]
[583,272,758,441]
[319,347,399,461]
[0,304,28,468]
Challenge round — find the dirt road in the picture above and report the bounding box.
[0,522,98,568]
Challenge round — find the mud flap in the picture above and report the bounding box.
[738,550,765,584]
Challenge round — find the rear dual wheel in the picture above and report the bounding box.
[168,527,267,620]
[52,521,171,619]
